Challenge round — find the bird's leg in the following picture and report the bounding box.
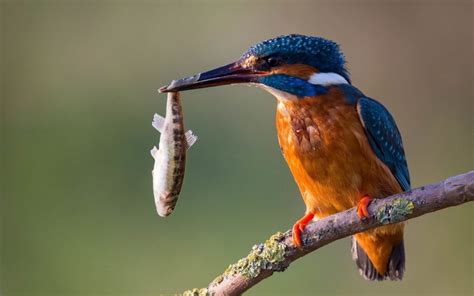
[357,195,373,219]
[292,212,315,247]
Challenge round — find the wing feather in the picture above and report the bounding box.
[357,97,411,191]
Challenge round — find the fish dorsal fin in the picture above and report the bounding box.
[185,130,198,149]
[152,113,165,133]
[150,146,158,158]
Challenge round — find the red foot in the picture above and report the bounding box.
[292,212,314,247]
[357,195,373,219]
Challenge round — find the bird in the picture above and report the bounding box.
[159,34,410,281]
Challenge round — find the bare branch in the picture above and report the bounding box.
[183,171,474,296]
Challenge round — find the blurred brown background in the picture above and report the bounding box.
[1,0,473,295]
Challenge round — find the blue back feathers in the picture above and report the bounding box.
[244,34,349,81]
[338,84,364,105]
[357,97,411,191]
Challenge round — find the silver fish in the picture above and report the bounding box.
[150,92,197,217]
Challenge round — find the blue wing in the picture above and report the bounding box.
[357,97,411,191]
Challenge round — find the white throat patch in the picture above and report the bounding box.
[256,84,299,101]
[308,72,348,86]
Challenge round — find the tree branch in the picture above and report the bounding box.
[183,171,473,296]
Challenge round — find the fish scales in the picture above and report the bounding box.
[150,91,197,217]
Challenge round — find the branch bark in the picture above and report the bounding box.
[184,171,474,296]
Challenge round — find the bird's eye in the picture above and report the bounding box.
[266,57,280,67]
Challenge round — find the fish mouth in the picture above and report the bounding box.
[159,60,266,92]
[156,202,175,217]
[157,206,174,217]
[156,192,176,217]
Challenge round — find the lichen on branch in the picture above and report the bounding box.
[376,198,414,224]
[218,232,286,280]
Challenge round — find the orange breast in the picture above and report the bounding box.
[275,87,403,218]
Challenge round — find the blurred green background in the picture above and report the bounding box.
[1,1,473,295]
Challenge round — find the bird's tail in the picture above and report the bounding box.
[351,231,405,281]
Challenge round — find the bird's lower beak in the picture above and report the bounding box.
[159,61,264,93]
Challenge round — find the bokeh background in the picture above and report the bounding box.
[1,1,473,295]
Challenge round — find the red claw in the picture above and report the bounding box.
[292,212,315,247]
[357,195,373,219]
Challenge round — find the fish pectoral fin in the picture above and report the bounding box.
[152,113,165,133]
[185,130,198,149]
[150,146,158,158]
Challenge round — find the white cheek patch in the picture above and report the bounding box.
[308,72,348,86]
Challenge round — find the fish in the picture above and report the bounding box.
[150,91,197,217]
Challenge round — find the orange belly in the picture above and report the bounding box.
[276,88,403,217]
[276,89,405,275]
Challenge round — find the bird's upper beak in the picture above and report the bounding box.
[159,60,265,93]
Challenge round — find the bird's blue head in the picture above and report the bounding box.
[160,34,350,99]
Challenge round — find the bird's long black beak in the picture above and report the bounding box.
[159,61,264,93]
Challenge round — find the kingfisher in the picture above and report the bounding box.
[160,34,410,281]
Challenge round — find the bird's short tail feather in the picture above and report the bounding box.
[351,237,405,281]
